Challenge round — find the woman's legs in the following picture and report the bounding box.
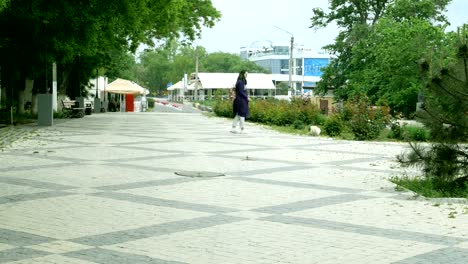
[231,114,246,133]
[231,115,240,132]
[239,116,245,132]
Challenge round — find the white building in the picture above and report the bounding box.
[240,41,333,96]
[168,72,276,101]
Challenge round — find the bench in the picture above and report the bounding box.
[83,101,93,115]
[61,100,85,118]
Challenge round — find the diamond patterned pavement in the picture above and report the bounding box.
[0,111,467,264]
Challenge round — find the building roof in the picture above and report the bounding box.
[197,72,275,90]
[168,72,275,90]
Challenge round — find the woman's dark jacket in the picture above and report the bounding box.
[233,79,249,118]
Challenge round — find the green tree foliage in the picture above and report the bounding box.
[138,48,173,96]
[310,0,394,100]
[202,52,269,73]
[135,44,269,96]
[104,50,137,82]
[310,0,450,116]
[0,0,220,108]
[0,0,9,11]
[348,18,447,116]
[398,25,468,187]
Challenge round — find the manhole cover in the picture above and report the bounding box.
[174,171,225,178]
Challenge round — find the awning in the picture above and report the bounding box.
[105,78,149,95]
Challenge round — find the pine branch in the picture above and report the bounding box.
[433,79,468,98]
[422,106,459,129]
[439,73,468,97]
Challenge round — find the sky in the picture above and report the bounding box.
[196,0,468,54]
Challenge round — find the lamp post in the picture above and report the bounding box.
[274,26,294,95]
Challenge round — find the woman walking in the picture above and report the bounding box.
[231,70,249,133]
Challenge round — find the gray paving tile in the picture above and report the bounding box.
[322,156,389,166]
[103,153,185,163]
[253,193,373,214]
[0,162,79,172]
[0,191,75,204]
[95,178,196,191]
[70,214,246,246]
[214,153,311,166]
[0,228,55,246]
[339,165,398,174]
[63,248,188,264]
[108,163,176,174]
[232,177,364,193]
[229,165,314,177]
[391,247,468,264]
[261,215,467,246]
[0,177,76,190]
[92,191,238,213]
[1,151,91,163]
[0,247,50,263]
[207,146,280,155]
[116,145,186,154]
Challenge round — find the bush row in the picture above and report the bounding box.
[214,98,326,127]
[214,96,430,141]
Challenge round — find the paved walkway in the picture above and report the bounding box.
[0,111,467,264]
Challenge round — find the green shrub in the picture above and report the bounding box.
[402,125,430,142]
[213,97,324,130]
[344,95,391,140]
[147,97,155,108]
[292,120,305,130]
[324,115,344,137]
[213,100,233,118]
[291,97,322,124]
[213,89,229,101]
[54,111,68,119]
[311,114,327,126]
[388,122,403,139]
[387,123,430,142]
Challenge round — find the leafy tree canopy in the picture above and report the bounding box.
[310,0,452,117]
[134,43,269,96]
[0,0,220,99]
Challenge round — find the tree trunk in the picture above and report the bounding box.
[23,79,34,113]
[0,65,4,109]
[31,93,37,114]
[18,89,25,114]
[18,78,33,114]
[0,85,5,109]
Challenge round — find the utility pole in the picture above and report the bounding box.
[275,26,294,95]
[194,46,199,101]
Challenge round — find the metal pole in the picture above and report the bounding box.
[194,47,199,101]
[274,26,294,95]
[289,35,294,95]
[53,62,57,111]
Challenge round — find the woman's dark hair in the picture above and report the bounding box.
[238,70,247,85]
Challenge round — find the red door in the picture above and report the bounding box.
[125,94,134,112]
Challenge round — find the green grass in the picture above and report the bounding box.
[390,176,468,198]
[196,100,217,108]
[269,124,310,135]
